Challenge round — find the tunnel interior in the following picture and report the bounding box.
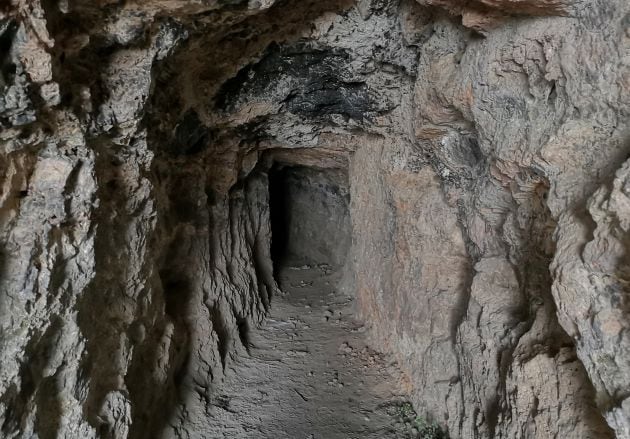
[268,164,351,276]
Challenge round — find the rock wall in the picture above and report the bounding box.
[404,3,630,435]
[0,0,629,438]
[0,3,276,437]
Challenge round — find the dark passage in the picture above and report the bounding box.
[268,164,351,275]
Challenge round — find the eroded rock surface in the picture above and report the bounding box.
[0,0,629,438]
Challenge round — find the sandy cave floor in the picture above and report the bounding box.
[203,265,415,439]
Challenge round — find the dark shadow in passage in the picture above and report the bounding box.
[268,164,291,277]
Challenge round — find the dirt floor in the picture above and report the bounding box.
[204,265,414,439]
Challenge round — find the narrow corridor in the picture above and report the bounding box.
[204,265,413,439]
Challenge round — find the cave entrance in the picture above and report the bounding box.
[268,164,351,278]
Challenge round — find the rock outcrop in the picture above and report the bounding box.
[0,0,628,438]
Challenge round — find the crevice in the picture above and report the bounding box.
[210,305,231,370]
[236,317,251,354]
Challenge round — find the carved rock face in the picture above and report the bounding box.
[0,0,628,438]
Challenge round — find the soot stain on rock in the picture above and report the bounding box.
[215,42,374,123]
[171,109,210,155]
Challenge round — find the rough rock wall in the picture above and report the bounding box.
[404,2,630,436]
[0,2,276,438]
[349,134,612,438]
[0,0,629,438]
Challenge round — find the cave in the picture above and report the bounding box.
[1,0,629,438]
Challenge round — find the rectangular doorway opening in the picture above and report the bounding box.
[268,164,351,278]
